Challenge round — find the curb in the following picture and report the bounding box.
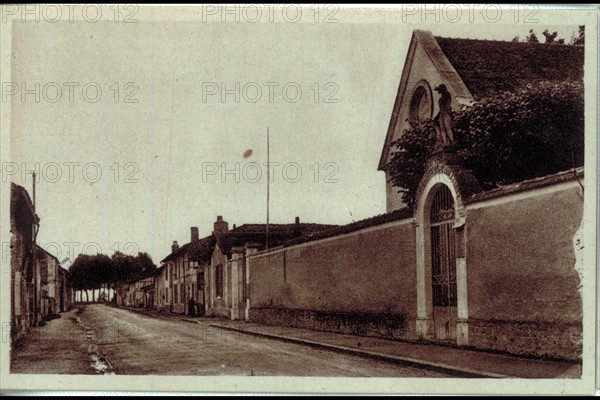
[208,323,509,379]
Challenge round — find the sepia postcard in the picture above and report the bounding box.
[0,4,598,395]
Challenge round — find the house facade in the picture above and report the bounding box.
[35,245,58,321]
[35,245,72,320]
[116,275,155,308]
[160,225,217,315]
[10,183,39,340]
[56,265,72,312]
[10,183,72,342]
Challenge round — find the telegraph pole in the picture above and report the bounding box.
[266,127,270,250]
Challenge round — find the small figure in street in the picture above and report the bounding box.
[433,84,455,147]
[188,297,196,317]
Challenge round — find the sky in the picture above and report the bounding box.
[5,5,584,267]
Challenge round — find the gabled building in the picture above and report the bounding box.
[378,30,584,212]
[160,226,217,315]
[34,245,72,320]
[34,244,59,321]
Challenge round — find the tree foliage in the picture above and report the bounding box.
[512,26,584,46]
[387,80,584,207]
[70,251,158,298]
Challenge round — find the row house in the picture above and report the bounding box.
[56,265,72,313]
[10,183,39,339]
[205,217,336,320]
[10,183,72,342]
[117,274,155,308]
[159,225,217,315]
[152,216,334,319]
[34,244,72,321]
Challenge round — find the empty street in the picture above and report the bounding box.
[12,304,448,377]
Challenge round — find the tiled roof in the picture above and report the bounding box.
[435,37,584,99]
[153,264,166,276]
[216,223,337,256]
[161,234,216,263]
[466,167,584,204]
[34,244,60,263]
[125,273,156,285]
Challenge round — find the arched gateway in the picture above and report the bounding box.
[414,158,478,345]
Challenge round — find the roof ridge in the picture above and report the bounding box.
[434,35,580,47]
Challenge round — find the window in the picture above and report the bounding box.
[216,264,223,298]
[409,82,433,124]
[198,272,205,290]
[174,285,178,304]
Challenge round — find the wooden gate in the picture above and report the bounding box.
[430,186,457,340]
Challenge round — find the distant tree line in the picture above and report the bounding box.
[69,251,157,302]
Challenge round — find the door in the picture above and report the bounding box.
[430,186,457,340]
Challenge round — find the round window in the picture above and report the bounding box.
[409,84,433,123]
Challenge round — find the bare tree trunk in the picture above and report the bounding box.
[85,290,89,302]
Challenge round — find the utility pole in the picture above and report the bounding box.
[266,127,270,250]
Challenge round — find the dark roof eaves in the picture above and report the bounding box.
[284,208,414,247]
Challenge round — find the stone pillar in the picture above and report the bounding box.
[230,247,244,320]
[415,220,434,340]
[244,245,260,321]
[454,225,469,346]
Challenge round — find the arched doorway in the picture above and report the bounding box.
[415,169,470,346]
[429,185,457,340]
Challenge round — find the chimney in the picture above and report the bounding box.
[233,224,237,230]
[191,227,199,242]
[214,215,229,234]
[171,240,179,253]
[294,216,301,235]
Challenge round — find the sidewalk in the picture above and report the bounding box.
[193,319,581,379]
[10,308,95,374]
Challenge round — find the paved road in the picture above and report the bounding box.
[77,304,448,376]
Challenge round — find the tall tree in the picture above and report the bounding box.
[570,25,585,45]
